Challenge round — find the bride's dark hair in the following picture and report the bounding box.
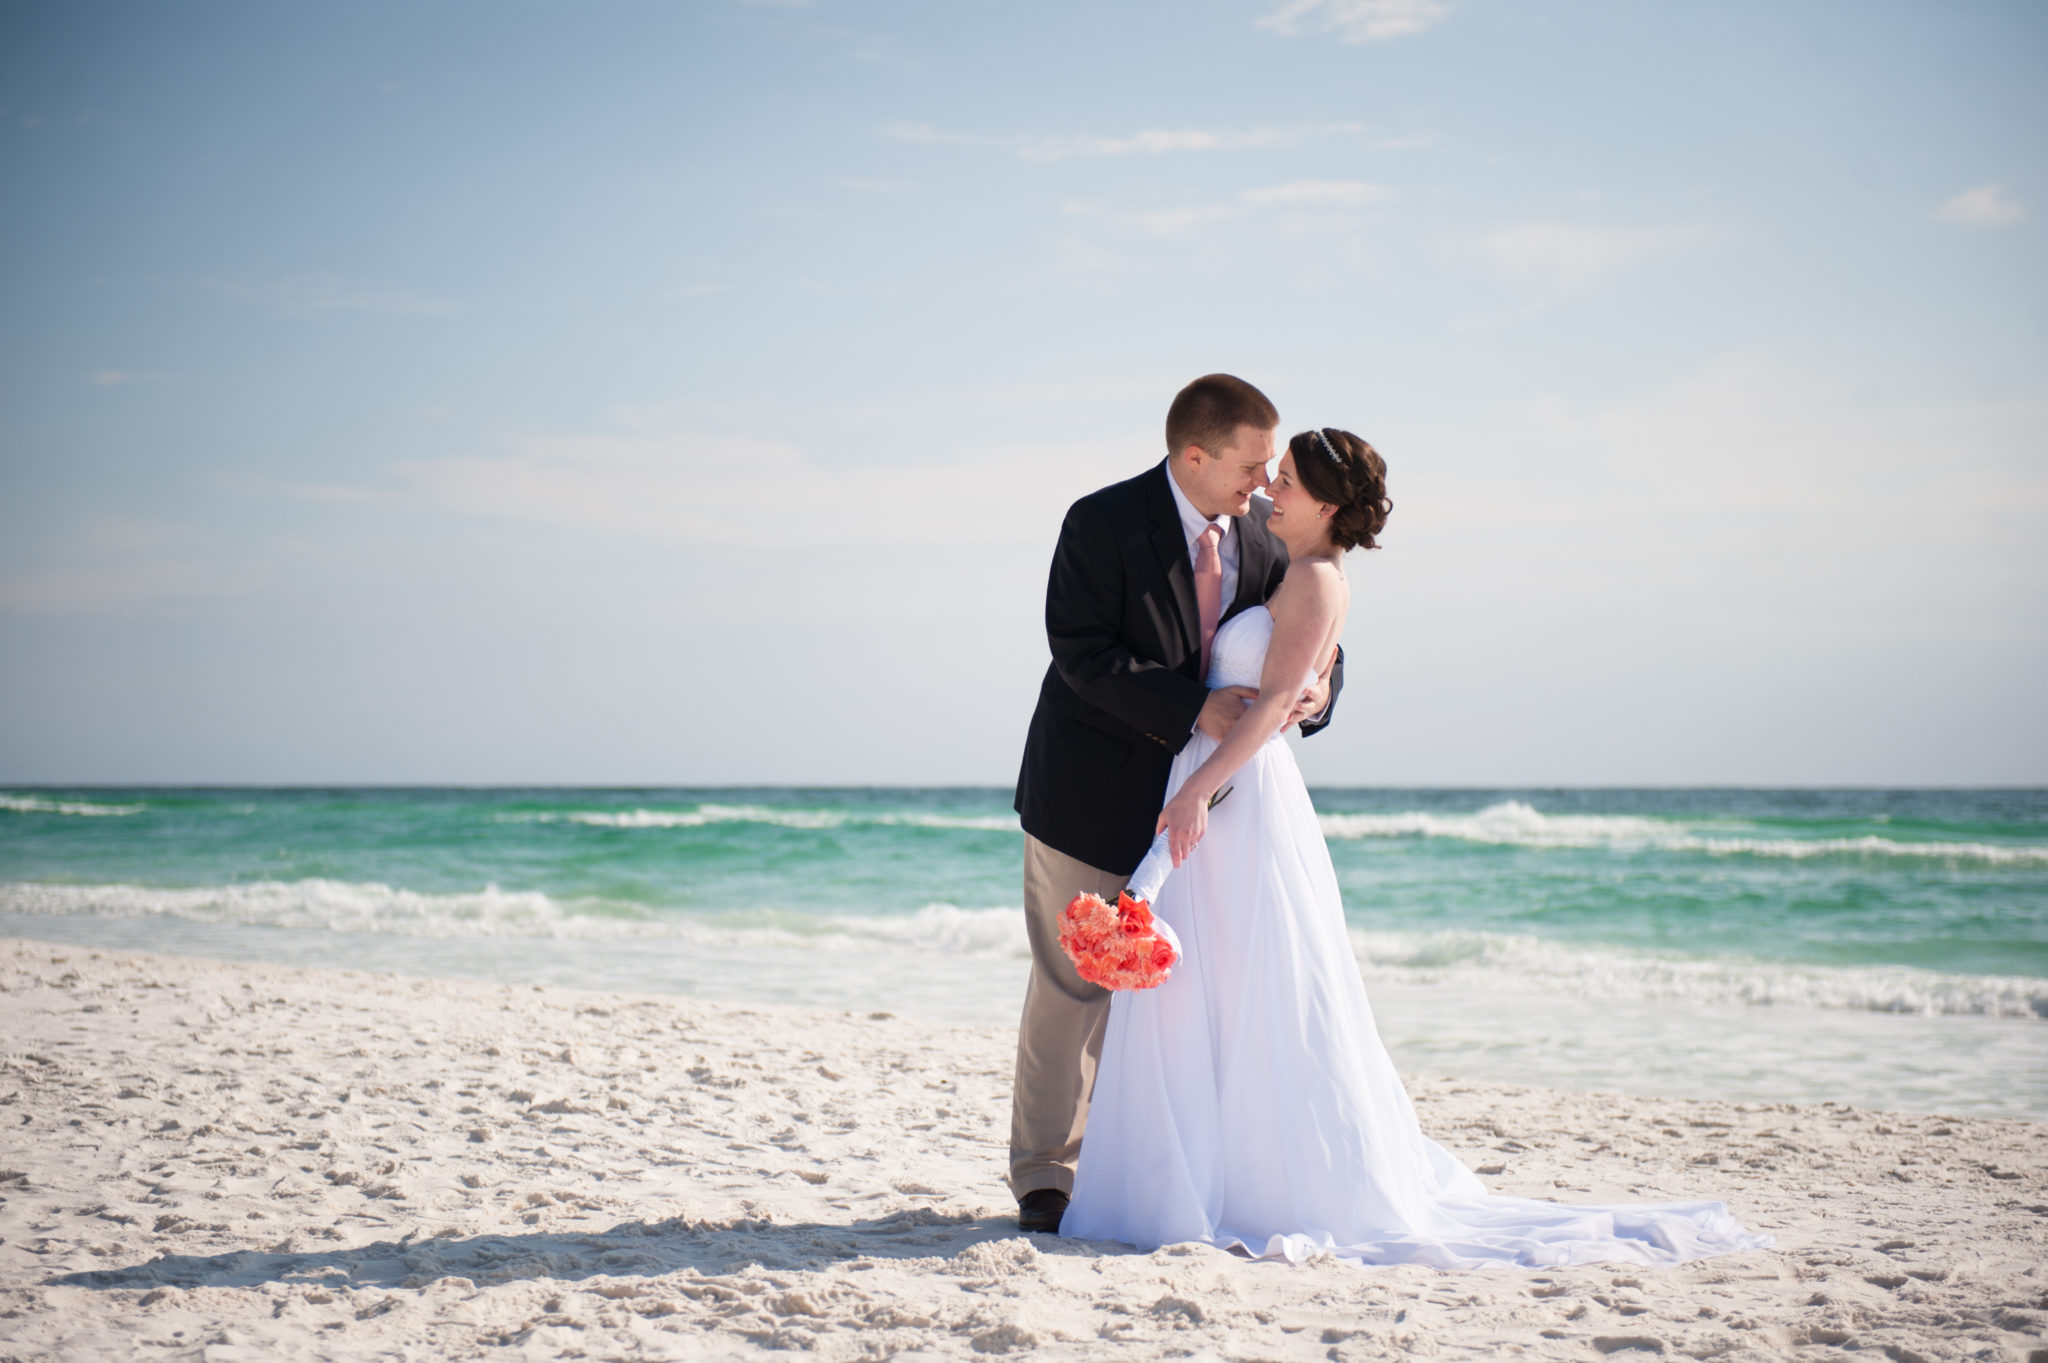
[1288,428,1391,551]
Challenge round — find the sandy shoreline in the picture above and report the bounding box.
[1,938,2043,1361]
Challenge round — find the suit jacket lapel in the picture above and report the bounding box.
[1144,464,1202,664]
[1224,498,1277,623]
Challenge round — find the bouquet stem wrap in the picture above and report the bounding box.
[1057,831,1182,992]
[1123,829,1174,907]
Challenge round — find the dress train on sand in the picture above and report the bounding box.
[1062,606,1771,1268]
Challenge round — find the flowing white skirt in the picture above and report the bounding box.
[1061,730,1772,1268]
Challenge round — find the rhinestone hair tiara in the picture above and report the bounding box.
[1311,428,1345,468]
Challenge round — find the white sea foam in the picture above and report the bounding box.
[761,902,1025,957]
[0,794,145,817]
[501,804,1020,833]
[1653,833,2048,865]
[500,798,2045,863]
[578,803,845,830]
[5,879,2040,1020]
[869,812,1023,832]
[1349,928,2048,1019]
[1319,801,2048,866]
[0,880,1024,953]
[1320,802,1668,845]
[0,879,652,940]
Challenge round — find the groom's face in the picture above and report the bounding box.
[1182,423,1276,519]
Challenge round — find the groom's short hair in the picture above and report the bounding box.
[1165,374,1280,457]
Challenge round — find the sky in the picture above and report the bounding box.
[1,0,2043,786]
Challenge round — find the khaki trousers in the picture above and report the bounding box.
[1008,833,1131,1199]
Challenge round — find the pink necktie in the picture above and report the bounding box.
[1194,522,1223,680]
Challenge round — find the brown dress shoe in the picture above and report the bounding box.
[1016,1188,1069,1234]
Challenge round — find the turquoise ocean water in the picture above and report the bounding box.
[3,786,2043,1118]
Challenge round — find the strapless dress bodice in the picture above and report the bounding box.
[1205,604,1314,697]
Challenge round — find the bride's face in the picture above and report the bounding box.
[1264,452,1332,551]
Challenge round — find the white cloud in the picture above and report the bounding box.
[883,120,1364,163]
[202,274,460,317]
[1934,183,2026,227]
[0,564,206,614]
[1065,179,1396,239]
[1293,352,2048,785]
[1398,350,2048,618]
[1048,234,1118,272]
[1474,222,1710,291]
[838,177,921,193]
[878,121,993,148]
[85,516,192,554]
[1063,200,1239,238]
[1022,127,1278,161]
[818,375,1178,429]
[271,431,1134,547]
[1019,123,1359,163]
[1239,179,1395,207]
[386,438,785,537]
[0,518,214,615]
[1258,0,1451,43]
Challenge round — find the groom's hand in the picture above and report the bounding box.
[1195,686,1258,741]
[1287,676,1331,730]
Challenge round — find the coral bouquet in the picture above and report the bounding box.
[1057,890,1179,991]
[1057,833,1182,991]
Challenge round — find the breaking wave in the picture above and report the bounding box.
[495,798,2045,865]
[1348,928,2047,1020]
[1,794,145,817]
[5,880,2039,1019]
[499,804,1020,833]
[1318,801,2048,866]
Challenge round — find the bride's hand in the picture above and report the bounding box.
[1156,788,1209,867]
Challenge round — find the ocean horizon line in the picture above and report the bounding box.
[6,781,2047,792]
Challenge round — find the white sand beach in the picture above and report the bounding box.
[1,936,2043,1362]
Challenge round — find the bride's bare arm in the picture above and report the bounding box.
[1157,561,1346,864]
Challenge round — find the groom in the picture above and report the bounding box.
[1008,373,1342,1233]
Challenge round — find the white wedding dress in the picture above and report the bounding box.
[1061,605,1771,1268]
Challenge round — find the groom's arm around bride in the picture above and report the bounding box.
[1007,373,1343,1231]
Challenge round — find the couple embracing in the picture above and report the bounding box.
[1005,374,1769,1268]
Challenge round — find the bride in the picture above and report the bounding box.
[1060,428,1771,1268]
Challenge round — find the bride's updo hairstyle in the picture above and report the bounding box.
[1288,428,1392,551]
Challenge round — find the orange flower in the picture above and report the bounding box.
[1058,890,1178,991]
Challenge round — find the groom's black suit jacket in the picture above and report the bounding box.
[1014,462,1342,875]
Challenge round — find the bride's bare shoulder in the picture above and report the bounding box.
[1273,557,1347,621]
[1282,555,1346,593]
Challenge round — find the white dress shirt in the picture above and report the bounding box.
[1163,458,1329,732]
[1162,458,1238,608]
